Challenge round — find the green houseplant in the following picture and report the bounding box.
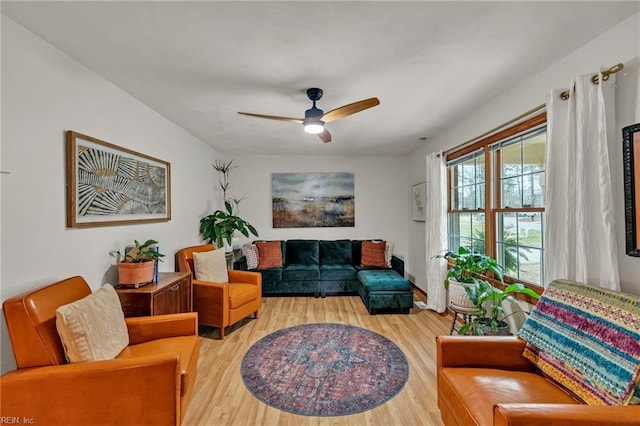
[459,280,540,335]
[118,239,164,287]
[199,201,259,250]
[438,246,504,308]
[200,158,258,251]
[122,239,165,263]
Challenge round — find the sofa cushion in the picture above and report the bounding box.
[440,367,579,426]
[357,269,410,292]
[384,241,395,268]
[256,241,283,269]
[319,240,353,265]
[117,335,199,398]
[228,283,259,309]
[285,240,319,265]
[258,267,283,283]
[352,240,363,265]
[320,264,357,281]
[242,244,259,270]
[283,264,320,281]
[56,284,129,363]
[193,248,228,283]
[361,240,388,268]
[518,279,640,405]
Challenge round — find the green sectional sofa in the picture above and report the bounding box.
[234,239,413,314]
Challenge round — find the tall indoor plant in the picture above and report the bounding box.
[212,158,245,215]
[200,159,258,250]
[439,246,504,308]
[200,201,258,250]
[458,280,540,335]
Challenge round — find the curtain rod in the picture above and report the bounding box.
[445,104,546,156]
[445,62,624,155]
[560,63,624,100]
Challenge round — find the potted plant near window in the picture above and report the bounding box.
[199,201,259,251]
[117,239,164,288]
[439,246,504,309]
[458,280,540,335]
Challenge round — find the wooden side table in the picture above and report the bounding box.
[116,271,192,317]
[448,304,481,335]
[225,248,242,270]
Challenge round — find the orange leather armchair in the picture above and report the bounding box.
[1,276,199,426]
[436,336,640,425]
[176,244,261,339]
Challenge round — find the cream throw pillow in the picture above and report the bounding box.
[56,284,129,363]
[193,248,229,282]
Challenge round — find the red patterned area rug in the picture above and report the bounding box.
[240,323,409,416]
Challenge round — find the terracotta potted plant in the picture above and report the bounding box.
[439,247,504,309]
[118,239,164,288]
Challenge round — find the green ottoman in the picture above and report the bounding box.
[357,269,413,314]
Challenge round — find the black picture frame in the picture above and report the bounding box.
[623,122,640,256]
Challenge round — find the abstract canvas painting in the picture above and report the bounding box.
[272,172,354,228]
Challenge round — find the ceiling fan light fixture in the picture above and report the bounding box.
[304,121,324,134]
[237,87,379,144]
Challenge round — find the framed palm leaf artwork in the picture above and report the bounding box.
[66,131,171,228]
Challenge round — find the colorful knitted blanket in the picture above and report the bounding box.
[518,279,640,405]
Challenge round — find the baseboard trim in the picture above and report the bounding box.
[410,281,428,299]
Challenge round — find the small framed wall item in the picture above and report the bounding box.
[623,122,640,256]
[66,131,171,228]
[412,182,426,221]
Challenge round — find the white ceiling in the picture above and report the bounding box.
[3,1,638,155]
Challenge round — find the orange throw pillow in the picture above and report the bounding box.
[361,240,388,268]
[256,241,283,269]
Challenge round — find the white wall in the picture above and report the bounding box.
[409,13,640,296]
[0,16,221,372]
[613,55,640,295]
[229,154,410,265]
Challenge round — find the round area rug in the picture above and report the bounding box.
[240,323,409,416]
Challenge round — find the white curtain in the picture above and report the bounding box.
[425,151,448,312]
[544,72,620,290]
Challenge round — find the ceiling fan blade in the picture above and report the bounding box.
[321,98,380,123]
[237,112,304,124]
[318,129,332,143]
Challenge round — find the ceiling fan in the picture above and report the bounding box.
[237,88,380,143]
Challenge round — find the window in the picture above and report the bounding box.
[448,151,486,254]
[447,114,546,287]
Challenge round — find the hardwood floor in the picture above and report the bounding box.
[183,292,450,426]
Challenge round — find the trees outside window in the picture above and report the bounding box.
[446,114,546,288]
